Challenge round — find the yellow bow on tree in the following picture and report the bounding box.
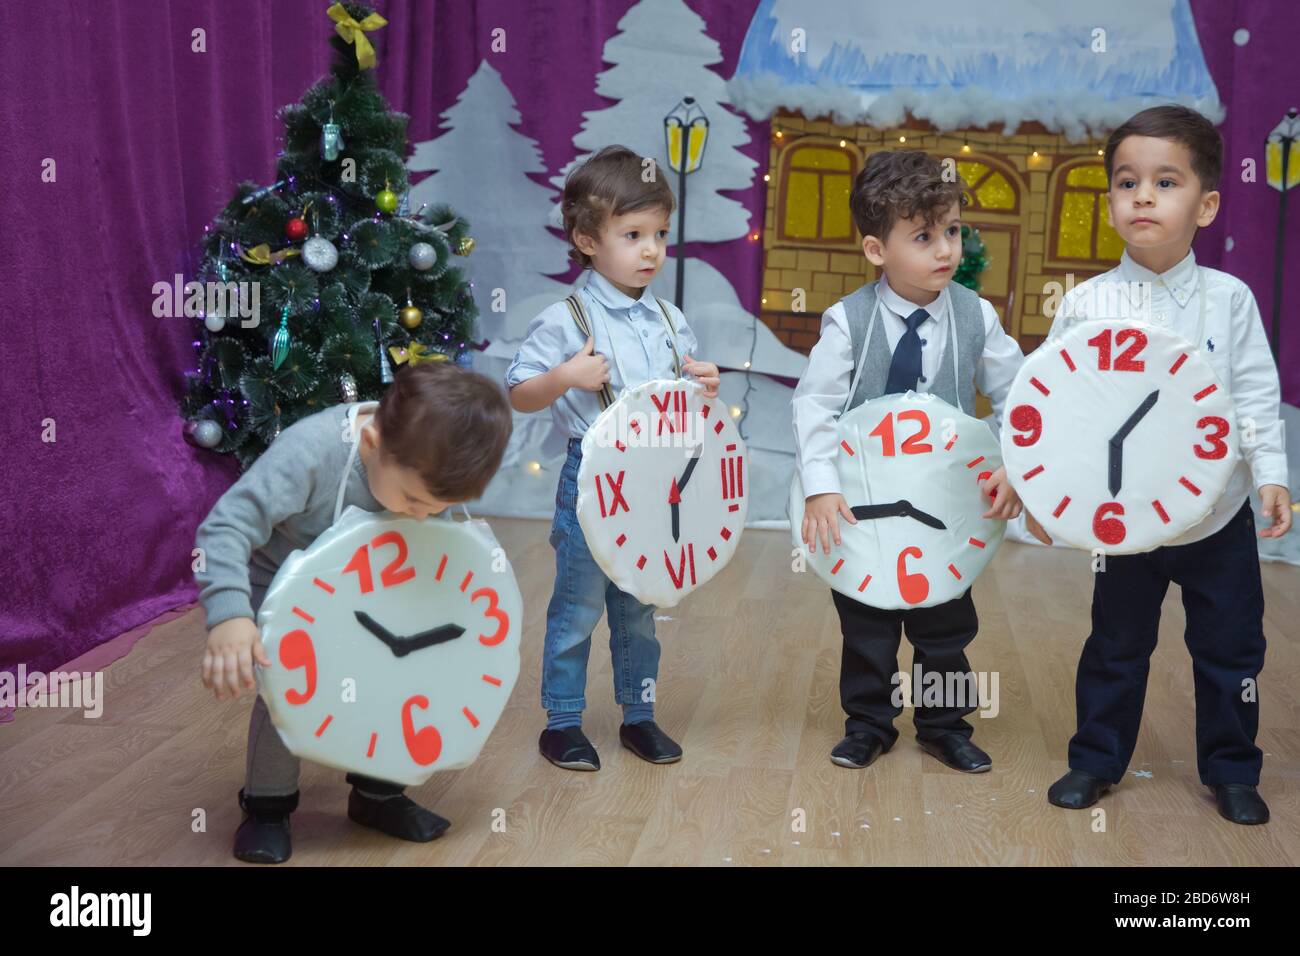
[237,243,299,266]
[327,3,388,70]
[388,343,448,367]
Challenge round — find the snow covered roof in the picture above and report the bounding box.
[727,0,1223,141]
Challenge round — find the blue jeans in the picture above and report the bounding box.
[541,438,660,713]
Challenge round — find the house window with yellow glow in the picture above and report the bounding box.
[779,146,857,245]
[956,160,1018,212]
[1051,162,1125,262]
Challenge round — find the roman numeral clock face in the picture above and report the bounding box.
[1001,319,1239,554]
[789,392,1006,610]
[255,508,522,787]
[576,378,748,608]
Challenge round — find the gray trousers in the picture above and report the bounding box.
[245,584,301,796]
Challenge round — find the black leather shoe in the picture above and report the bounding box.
[347,788,450,842]
[619,721,683,764]
[1211,784,1269,825]
[539,726,600,771]
[830,732,885,769]
[1047,769,1111,809]
[233,789,298,864]
[918,734,992,773]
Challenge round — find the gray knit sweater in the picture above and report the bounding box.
[194,403,383,629]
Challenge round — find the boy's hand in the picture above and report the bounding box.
[802,492,857,555]
[1024,511,1054,545]
[202,617,270,701]
[1259,484,1293,538]
[682,353,720,399]
[560,336,611,393]
[980,466,1023,520]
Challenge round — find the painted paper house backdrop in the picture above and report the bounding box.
[729,0,1223,416]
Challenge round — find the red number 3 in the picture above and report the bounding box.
[472,587,510,646]
[1194,416,1229,460]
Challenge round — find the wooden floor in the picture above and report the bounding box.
[2,520,1298,866]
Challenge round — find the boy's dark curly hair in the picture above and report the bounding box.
[849,149,967,242]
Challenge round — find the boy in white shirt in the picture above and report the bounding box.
[1038,105,1291,825]
[792,150,1028,773]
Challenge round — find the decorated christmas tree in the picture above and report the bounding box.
[180,3,477,469]
[953,223,988,295]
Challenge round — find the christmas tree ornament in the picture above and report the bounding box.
[302,235,339,272]
[237,243,299,266]
[204,313,227,333]
[185,418,223,449]
[240,179,287,205]
[408,241,437,270]
[376,320,394,384]
[285,217,309,241]
[400,289,423,329]
[272,306,292,368]
[375,186,398,214]
[326,2,388,71]
[456,236,475,256]
[339,371,358,403]
[388,343,446,367]
[321,104,345,161]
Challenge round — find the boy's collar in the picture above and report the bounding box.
[878,272,947,319]
[585,269,661,314]
[1118,249,1199,307]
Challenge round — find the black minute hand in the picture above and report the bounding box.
[1108,389,1159,497]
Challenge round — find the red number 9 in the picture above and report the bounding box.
[1009,404,1043,447]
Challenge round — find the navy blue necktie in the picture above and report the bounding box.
[884,308,929,395]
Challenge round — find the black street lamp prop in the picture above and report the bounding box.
[664,96,709,309]
[1266,107,1299,359]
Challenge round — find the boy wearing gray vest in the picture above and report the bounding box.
[792,150,1029,772]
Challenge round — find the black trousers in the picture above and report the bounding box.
[1068,500,1266,786]
[831,587,980,747]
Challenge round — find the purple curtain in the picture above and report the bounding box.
[0,0,1294,674]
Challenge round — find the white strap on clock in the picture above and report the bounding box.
[842,294,962,418]
[332,401,478,526]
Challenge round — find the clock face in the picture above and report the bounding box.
[789,392,1005,609]
[576,378,748,608]
[1002,319,1238,554]
[255,507,521,786]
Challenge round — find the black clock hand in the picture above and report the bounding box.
[677,444,703,491]
[850,500,948,531]
[355,610,401,653]
[354,611,465,657]
[1108,389,1159,496]
[851,502,910,521]
[399,623,466,655]
[898,502,948,531]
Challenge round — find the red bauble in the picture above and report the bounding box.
[285,217,309,241]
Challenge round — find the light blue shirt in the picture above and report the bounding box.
[506,269,700,439]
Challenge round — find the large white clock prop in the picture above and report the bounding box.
[789,392,1006,610]
[255,506,522,786]
[1002,319,1238,554]
[577,378,748,608]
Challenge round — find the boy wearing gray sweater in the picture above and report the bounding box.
[194,363,512,863]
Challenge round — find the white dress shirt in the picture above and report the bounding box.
[1049,249,1287,545]
[792,274,1026,497]
[506,269,699,439]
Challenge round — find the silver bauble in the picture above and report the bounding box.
[408,241,437,271]
[193,419,222,448]
[204,313,226,333]
[302,236,339,272]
